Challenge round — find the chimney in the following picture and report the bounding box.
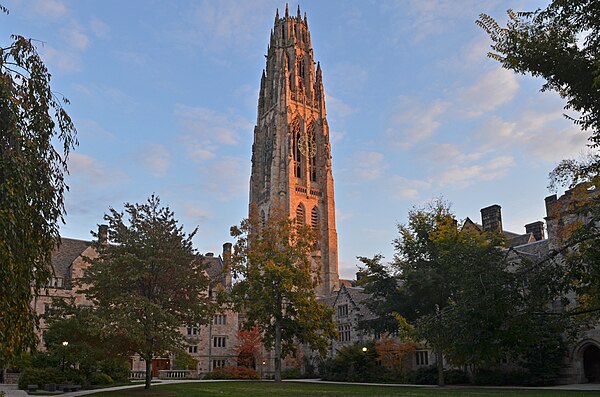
[98,224,108,245]
[545,194,557,218]
[205,252,214,257]
[480,204,502,233]
[525,221,545,241]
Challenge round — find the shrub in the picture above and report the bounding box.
[473,368,528,386]
[444,369,469,385]
[413,366,438,385]
[281,368,300,379]
[18,367,66,390]
[99,359,131,382]
[90,372,114,385]
[204,366,260,380]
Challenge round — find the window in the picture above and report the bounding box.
[296,204,305,227]
[311,206,319,230]
[187,326,198,336]
[337,304,348,317]
[338,324,351,342]
[416,351,429,366]
[213,336,226,348]
[214,314,227,325]
[212,359,226,369]
[260,210,266,229]
[292,119,302,178]
[188,345,198,354]
[44,303,50,315]
[308,123,316,181]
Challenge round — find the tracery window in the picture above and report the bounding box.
[291,119,302,178]
[308,122,317,181]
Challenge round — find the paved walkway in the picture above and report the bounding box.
[2,379,600,396]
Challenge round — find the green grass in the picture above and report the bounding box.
[86,381,600,397]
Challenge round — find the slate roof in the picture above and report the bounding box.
[510,238,551,260]
[508,233,536,248]
[51,237,90,279]
[202,255,226,285]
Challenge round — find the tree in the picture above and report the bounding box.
[229,203,336,382]
[81,196,214,389]
[0,8,77,362]
[236,325,262,369]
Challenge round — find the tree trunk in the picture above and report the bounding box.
[145,355,152,389]
[274,320,282,383]
[436,348,445,387]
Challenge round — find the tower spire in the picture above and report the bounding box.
[249,7,339,296]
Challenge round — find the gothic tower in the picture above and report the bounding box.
[249,5,339,296]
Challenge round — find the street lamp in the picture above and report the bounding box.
[362,347,367,353]
[62,341,69,372]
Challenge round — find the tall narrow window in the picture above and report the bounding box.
[296,204,305,227]
[311,206,318,230]
[291,119,302,178]
[308,123,317,182]
[260,210,266,229]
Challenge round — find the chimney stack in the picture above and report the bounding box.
[98,224,108,245]
[222,242,233,289]
[525,221,545,241]
[481,204,502,233]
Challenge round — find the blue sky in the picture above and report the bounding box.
[2,0,589,280]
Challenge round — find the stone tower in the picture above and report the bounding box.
[249,5,339,296]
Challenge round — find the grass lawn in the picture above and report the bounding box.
[86,381,600,397]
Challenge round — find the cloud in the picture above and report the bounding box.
[459,68,519,117]
[197,156,249,200]
[352,151,387,181]
[136,144,171,177]
[478,111,590,163]
[33,0,67,20]
[426,143,484,164]
[386,97,449,149]
[62,22,89,50]
[326,94,356,119]
[182,202,211,221]
[172,1,272,56]
[389,176,432,199]
[437,155,515,188]
[40,47,81,73]
[175,105,252,161]
[68,153,128,186]
[90,18,110,39]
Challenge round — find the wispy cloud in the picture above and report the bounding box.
[62,22,89,50]
[68,153,128,186]
[352,151,387,181]
[176,105,252,161]
[386,97,449,149]
[40,46,81,73]
[136,144,171,177]
[33,0,68,20]
[197,156,249,201]
[437,155,515,189]
[90,18,110,39]
[389,175,432,199]
[458,68,519,117]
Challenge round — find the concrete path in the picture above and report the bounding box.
[3,379,600,396]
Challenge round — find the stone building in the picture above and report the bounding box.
[24,227,240,380]
[249,4,339,297]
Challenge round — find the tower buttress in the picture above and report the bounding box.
[249,7,340,296]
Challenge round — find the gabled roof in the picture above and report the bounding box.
[51,238,90,279]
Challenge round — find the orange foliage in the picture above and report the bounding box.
[236,325,262,368]
[375,338,416,374]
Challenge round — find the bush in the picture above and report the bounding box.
[99,359,131,382]
[281,368,300,379]
[18,367,66,390]
[204,366,260,380]
[413,366,438,385]
[473,368,528,386]
[444,369,469,385]
[90,372,114,385]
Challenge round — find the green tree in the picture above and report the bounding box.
[0,8,77,362]
[230,204,336,382]
[81,195,214,389]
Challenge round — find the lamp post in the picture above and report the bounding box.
[62,341,69,372]
[362,347,367,353]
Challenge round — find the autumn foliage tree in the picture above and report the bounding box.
[82,196,214,389]
[236,325,262,369]
[0,6,77,363]
[230,203,336,382]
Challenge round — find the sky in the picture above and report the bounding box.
[1,0,590,280]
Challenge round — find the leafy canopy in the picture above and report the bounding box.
[0,13,77,361]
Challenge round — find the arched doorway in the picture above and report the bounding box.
[583,345,600,383]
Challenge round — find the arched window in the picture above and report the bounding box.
[291,119,302,178]
[308,122,317,182]
[296,204,305,227]
[260,210,266,229]
[311,206,319,230]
